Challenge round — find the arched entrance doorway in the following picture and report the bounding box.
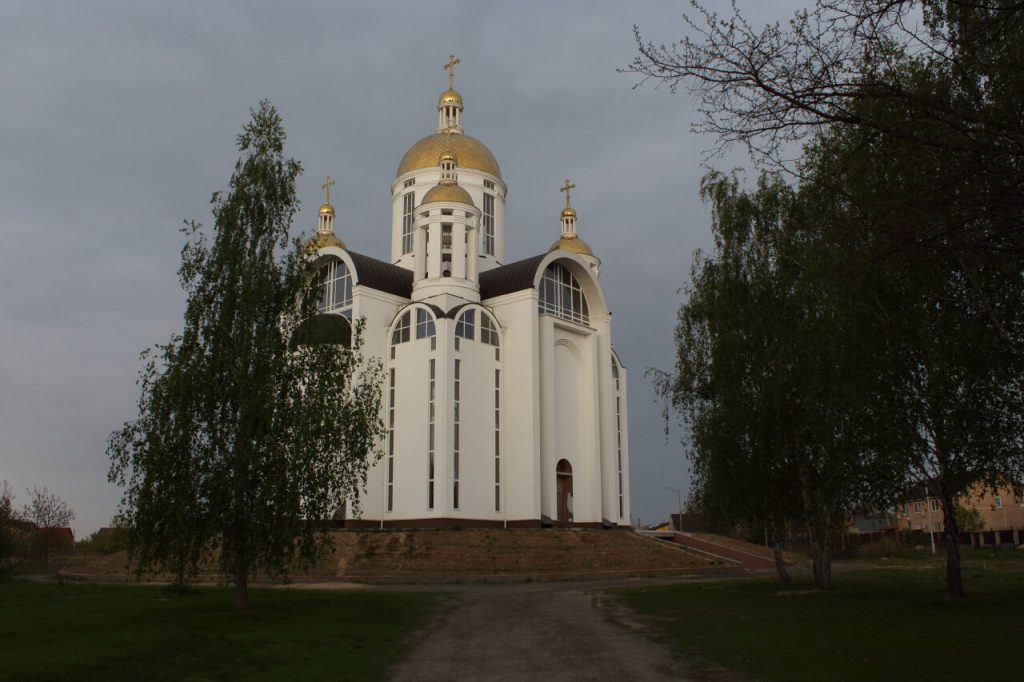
[556,459,573,523]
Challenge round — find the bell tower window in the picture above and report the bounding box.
[402,192,415,255]
[482,193,495,256]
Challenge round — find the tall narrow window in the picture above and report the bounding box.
[494,369,501,512]
[387,368,396,512]
[453,359,461,510]
[482,193,495,256]
[317,259,353,317]
[538,262,589,325]
[428,359,435,510]
[401,192,415,255]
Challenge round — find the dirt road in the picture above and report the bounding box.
[389,580,691,681]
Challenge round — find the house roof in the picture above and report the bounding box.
[347,251,413,298]
[479,254,546,300]
[343,251,549,302]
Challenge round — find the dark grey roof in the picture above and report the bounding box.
[290,314,352,349]
[479,254,546,300]
[347,251,413,298]
[422,303,446,319]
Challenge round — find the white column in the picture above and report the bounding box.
[428,219,442,279]
[466,222,477,278]
[596,318,617,523]
[414,224,427,281]
[452,222,467,280]
[539,316,556,522]
[467,224,479,281]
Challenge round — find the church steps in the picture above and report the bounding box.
[324,528,732,584]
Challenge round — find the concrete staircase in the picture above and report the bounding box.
[639,531,778,571]
[318,528,735,583]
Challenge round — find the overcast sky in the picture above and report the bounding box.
[0,1,804,535]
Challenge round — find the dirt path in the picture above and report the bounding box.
[389,581,691,681]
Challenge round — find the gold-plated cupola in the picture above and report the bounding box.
[311,175,346,250]
[438,54,464,132]
[549,178,592,255]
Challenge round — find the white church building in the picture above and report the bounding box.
[310,59,630,528]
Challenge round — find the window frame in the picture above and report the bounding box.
[538,262,590,325]
[317,258,353,317]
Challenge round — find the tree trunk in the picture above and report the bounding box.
[769,524,791,584]
[939,487,965,599]
[810,537,833,590]
[234,555,249,611]
[799,464,833,590]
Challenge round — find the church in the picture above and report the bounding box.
[310,58,630,528]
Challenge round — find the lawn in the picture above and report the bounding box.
[0,582,439,681]
[615,550,1024,682]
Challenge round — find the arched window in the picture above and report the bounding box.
[317,259,352,317]
[416,307,436,350]
[415,308,436,340]
[538,262,589,325]
[391,311,411,345]
[480,313,499,346]
[455,309,475,340]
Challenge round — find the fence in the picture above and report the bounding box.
[846,527,1023,549]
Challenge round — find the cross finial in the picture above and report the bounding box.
[443,54,460,90]
[560,178,576,209]
[322,176,335,204]
[443,126,454,151]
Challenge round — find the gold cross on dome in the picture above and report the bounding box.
[322,176,335,204]
[443,126,454,150]
[560,178,576,208]
[443,54,460,90]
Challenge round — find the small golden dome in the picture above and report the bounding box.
[307,232,346,252]
[397,132,501,179]
[319,203,335,216]
[549,235,593,256]
[439,149,457,164]
[561,206,577,219]
[438,89,463,107]
[422,182,475,206]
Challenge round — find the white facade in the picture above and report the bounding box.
[312,74,630,528]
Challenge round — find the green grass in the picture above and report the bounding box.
[0,582,439,681]
[614,553,1024,682]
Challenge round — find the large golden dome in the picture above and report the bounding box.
[397,133,501,180]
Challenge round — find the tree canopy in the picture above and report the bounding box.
[636,0,1024,598]
[108,101,385,609]
[628,0,1024,257]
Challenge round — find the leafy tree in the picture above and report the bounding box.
[79,516,130,555]
[20,486,75,566]
[800,115,1024,598]
[657,170,910,589]
[627,0,1024,257]
[955,505,984,534]
[633,0,1024,599]
[108,101,385,610]
[0,481,24,574]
